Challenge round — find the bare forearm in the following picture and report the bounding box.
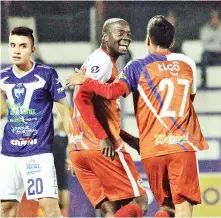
[0,91,8,118]
[55,98,70,134]
[120,129,140,153]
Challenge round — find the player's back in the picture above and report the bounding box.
[69,49,123,151]
[120,51,208,159]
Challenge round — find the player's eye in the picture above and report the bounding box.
[127,32,132,38]
[21,44,27,48]
[10,43,15,48]
[117,31,124,36]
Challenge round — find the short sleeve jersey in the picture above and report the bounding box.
[118,51,209,159]
[0,63,66,157]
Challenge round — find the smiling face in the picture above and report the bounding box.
[103,20,132,59]
[8,34,35,67]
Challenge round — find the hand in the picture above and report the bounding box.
[99,138,115,160]
[66,68,87,88]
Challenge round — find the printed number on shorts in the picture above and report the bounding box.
[159,78,189,117]
[27,178,43,195]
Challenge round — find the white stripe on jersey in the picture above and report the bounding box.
[117,151,140,197]
[166,53,197,95]
[69,119,89,150]
[187,141,200,151]
[138,84,199,151]
[138,84,170,130]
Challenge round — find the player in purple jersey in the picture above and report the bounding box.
[0,27,70,217]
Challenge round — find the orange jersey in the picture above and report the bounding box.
[119,51,209,159]
[69,49,124,151]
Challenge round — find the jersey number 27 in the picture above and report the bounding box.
[159,78,189,117]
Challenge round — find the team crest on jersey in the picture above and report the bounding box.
[90,66,100,73]
[12,83,26,104]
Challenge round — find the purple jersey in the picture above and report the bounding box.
[0,63,66,157]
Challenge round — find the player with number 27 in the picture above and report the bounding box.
[69,15,209,217]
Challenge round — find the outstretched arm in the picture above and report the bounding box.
[77,78,127,100]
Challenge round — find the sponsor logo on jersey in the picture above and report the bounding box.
[117,72,127,80]
[10,107,36,116]
[9,117,25,123]
[10,138,38,146]
[57,87,64,93]
[154,133,188,145]
[90,66,100,73]
[158,61,180,76]
[12,126,38,136]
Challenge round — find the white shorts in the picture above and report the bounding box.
[0,153,58,202]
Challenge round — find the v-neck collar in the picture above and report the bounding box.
[12,62,36,79]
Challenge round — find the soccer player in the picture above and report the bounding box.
[67,15,209,217]
[0,26,70,217]
[66,18,148,217]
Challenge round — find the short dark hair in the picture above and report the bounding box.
[11,26,35,46]
[147,15,175,48]
[102,18,128,34]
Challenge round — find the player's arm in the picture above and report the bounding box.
[190,58,197,102]
[55,97,70,135]
[75,84,115,160]
[0,91,7,118]
[120,129,140,154]
[66,68,129,100]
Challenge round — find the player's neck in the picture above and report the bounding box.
[13,61,34,75]
[152,46,171,55]
[155,46,169,53]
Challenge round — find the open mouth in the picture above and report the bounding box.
[119,44,129,51]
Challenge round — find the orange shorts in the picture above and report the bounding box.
[142,151,201,206]
[70,150,146,208]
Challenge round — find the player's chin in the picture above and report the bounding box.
[11,59,23,65]
[118,49,128,55]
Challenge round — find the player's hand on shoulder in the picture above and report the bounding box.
[66,68,87,88]
[99,138,115,161]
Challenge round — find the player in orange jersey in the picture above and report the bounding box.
[67,15,209,217]
[66,18,148,217]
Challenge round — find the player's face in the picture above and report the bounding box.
[106,21,131,58]
[8,35,34,66]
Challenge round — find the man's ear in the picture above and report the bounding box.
[145,36,150,47]
[169,39,175,49]
[31,47,36,54]
[103,33,108,42]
